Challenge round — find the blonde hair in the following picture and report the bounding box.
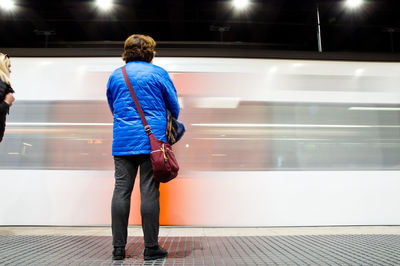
[0,53,11,85]
[122,34,156,63]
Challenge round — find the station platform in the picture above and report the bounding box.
[1,226,400,265]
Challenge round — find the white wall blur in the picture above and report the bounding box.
[1,170,400,226]
[1,57,400,226]
[0,171,113,225]
[11,57,400,103]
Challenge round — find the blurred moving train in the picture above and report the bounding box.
[1,56,400,226]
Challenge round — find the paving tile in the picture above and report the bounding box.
[1,233,400,265]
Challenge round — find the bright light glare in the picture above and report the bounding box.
[355,68,364,77]
[0,0,15,11]
[233,0,250,10]
[268,66,277,74]
[96,0,113,11]
[349,107,400,111]
[346,0,363,8]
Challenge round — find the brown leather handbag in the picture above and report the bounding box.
[122,66,179,183]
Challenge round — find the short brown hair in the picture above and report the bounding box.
[122,34,156,63]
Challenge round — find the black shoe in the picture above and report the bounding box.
[112,246,125,260]
[144,245,168,260]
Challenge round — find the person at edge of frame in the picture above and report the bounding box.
[106,34,180,261]
[0,53,15,143]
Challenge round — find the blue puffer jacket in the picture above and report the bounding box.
[107,61,180,156]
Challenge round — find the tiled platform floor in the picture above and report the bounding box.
[1,226,400,265]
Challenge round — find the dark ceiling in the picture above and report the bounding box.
[1,0,400,52]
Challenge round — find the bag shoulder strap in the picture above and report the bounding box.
[121,66,152,134]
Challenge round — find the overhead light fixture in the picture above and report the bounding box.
[96,0,113,11]
[233,0,250,10]
[0,0,15,11]
[345,0,363,9]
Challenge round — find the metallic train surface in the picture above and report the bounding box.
[1,57,400,226]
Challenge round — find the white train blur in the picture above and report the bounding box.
[1,57,400,226]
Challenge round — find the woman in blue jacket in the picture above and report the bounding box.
[107,35,180,261]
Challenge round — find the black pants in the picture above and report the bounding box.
[111,155,160,248]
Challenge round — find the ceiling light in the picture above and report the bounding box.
[233,0,250,10]
[96,0,113,11]
[345,0,363,8]
[0,0,15,11]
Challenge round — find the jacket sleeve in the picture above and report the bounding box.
[106,75,114,114]
[0,101,10,115]
[0,82,10,115]
[0,81,7,101]
[160,72,180,119]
